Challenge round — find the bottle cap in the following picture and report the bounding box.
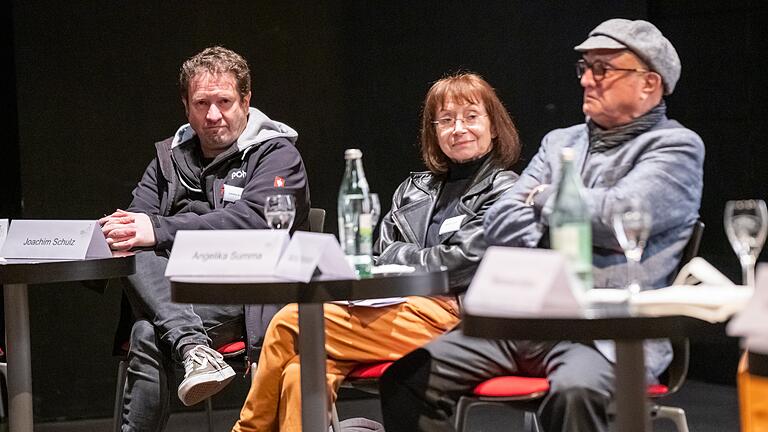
[344,149,363,160]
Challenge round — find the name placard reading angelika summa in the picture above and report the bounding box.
[190,251,263,262]
[164,230,291,277]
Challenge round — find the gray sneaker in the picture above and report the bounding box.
[177,345,236,406]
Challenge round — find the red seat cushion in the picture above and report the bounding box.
[217,341,246,355]
[472,376,550,398]
[471,376,670,399]
[348,362,394,379]
[646,384,669,397]
[120,340,244,356]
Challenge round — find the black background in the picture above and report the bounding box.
[2,0,767,421]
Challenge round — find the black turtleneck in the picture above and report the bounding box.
[425,153,489,247]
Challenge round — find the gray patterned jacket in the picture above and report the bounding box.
[484,115,705,379]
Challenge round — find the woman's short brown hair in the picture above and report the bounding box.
[420,72,520,175]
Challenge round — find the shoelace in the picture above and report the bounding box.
[183,347,225,375]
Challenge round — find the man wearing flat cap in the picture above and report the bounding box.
[379,19,704,431]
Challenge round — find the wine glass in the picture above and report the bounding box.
[612,197,653,295]
[264,194,296,230]
[369,193,381,230]
[724,199,768,287]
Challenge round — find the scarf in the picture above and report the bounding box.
[588,100,666,154]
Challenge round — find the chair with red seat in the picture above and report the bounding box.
[331,361,395,431]
[453,338,690,432]
[455,376,549,432]
[452,221,704,432]
[112,208,326,432]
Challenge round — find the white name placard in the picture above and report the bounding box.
[164,229,290,277]
[463,246,583,317]
[0,219,112,260]
[0,219,8,252]
[274,231,355,282]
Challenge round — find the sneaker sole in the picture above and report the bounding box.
[177,366,236,406]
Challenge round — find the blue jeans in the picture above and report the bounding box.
[120,251,243,432]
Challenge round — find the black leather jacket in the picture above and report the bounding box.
[373,158,518,289]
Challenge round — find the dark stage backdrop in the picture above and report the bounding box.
[4,0,767,422]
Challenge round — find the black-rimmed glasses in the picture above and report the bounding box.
[431,114,488,130]
[575,59,650,81]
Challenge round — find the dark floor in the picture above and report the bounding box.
[0,378,739,432]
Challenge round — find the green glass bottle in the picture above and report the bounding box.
[549,147,593,293]
[337,148,373,278]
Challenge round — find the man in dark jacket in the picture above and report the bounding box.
[100,46,310,432]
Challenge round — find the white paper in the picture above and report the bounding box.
[631,284,752,323]
[584,288,630,304]
[0,219,111,260]
[342,298,408,308]
[372,264,416,274]
[463,246,582,317]
[274,231,355,282]
[743,335,768,355]
[672,257,736,286]
[438,215,465,235]
[327,264,413,307]
[165,230,289,277]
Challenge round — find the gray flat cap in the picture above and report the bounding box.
[574,18,681,95]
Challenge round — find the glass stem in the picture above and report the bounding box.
[740,255,756,288]
[626,255,641,295]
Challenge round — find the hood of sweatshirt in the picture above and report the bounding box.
[169,107,298,152]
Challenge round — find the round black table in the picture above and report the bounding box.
[0,253,135,432]
[462,310,721,432]
[171,270,450,432]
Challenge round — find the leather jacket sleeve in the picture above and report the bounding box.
[374,170,517,289]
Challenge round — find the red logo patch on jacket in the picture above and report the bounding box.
[274,176,286,188]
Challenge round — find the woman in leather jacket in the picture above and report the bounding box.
[232,72,521,432]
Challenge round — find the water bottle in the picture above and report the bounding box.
[549,147,593,292]
[338,148,373,277]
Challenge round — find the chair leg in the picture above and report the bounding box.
[331,401,341,432]
[454,396,472,432]
[455,397,542,432]
[523,411,542,432]
[654,405,689,432]
[113,360,128,432]
[0,362,7,419]
[206,397,214,432]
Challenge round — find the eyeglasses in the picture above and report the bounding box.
[431,114,488,130]
[575,59,650,81]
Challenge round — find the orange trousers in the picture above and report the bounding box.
[739,351,768,432]
[231,296,459,432]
